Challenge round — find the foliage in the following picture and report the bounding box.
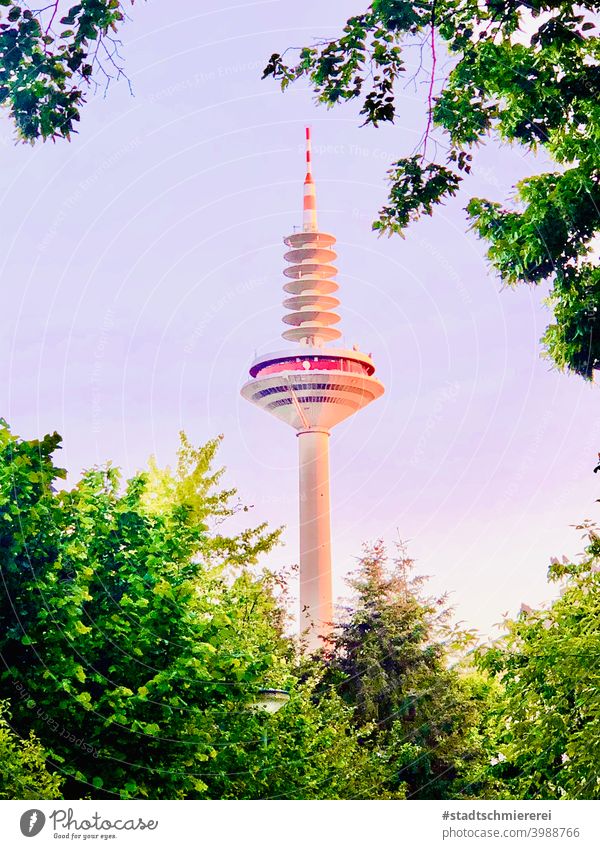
[476,523,600,798]
[205,672,401,800]
[0,418,279,798]
[265,0,600,378]
[0,1,135,141]
[6,415,599,800]
[0,700,63,799]
[323,540,491,799]
[0,420,392,799]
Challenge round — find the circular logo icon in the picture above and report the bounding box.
[20,810,46,837]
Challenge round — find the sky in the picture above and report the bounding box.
[0,0,598,639]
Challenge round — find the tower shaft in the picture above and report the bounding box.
[298,428,333,649]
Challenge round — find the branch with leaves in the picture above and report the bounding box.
[0,1,136,142]
[264,0,600,379]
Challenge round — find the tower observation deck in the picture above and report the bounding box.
[241,129,384,650]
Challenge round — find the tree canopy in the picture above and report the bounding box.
[323,540,492,799]
[0,700,63,799]
[0,1,134,141]
[476,520,600,799]
[1,419,599,799]
[0,420,394,799]
[265,0,600,379]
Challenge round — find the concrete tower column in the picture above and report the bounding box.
[297,427,333,650]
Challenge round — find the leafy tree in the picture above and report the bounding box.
[265,0,600,378]
[205,672,400,800]
[0,1,135,141]
[0,420,393,799]
[0,700,63,799]
[476,521,600,798]
[323,540,491,799]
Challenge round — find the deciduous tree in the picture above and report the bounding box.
[0,421,395,799]
[265,0,600,378]
[0,700,63,799]
[0,1,135,141]
[476,522,600,798]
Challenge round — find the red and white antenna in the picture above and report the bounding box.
[282,128,340,345]
[303,126,318,232]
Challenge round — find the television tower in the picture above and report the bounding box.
[241,129,384,650]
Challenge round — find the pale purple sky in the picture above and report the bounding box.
[1,0,598,637]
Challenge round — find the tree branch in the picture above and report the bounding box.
[422,1,437,162]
